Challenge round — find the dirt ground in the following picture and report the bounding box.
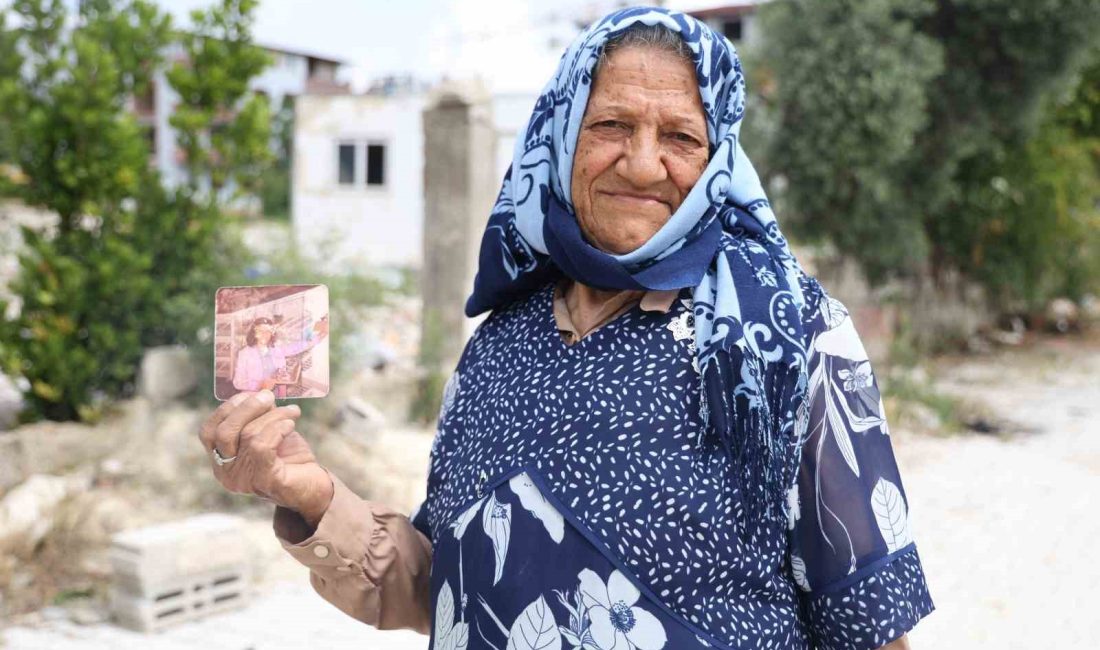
[898,330,1100,648]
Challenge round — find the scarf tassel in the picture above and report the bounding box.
[701,345,805,534]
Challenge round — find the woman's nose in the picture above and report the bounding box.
[617,130,667,188]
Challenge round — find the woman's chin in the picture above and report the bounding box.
[597,230,661,255]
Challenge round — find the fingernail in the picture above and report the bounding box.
[289,404,301,414]
[257,390,275,405]
[230,392,251,405]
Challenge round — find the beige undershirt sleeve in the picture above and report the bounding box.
[272,466,432,635]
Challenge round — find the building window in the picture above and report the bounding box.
[366,143,385,186]
[723,18,743,42]
[142,124,157,156]
[134,80,156,114]
[338,143,356,185]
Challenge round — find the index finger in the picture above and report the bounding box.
[213,390,279,447]
[199,391,257,447]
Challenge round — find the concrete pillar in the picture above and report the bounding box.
[419,80,496,376]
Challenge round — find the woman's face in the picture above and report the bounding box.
[255,324,273,346]
[571,46,709,255]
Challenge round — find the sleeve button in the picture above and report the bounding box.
[313,545,330,559]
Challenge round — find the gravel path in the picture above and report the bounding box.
[3,334,1097,649]
[901,333,1100,648]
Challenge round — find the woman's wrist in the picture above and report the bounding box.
[296,465,335,529]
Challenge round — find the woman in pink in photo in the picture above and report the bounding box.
[232,315,328,398]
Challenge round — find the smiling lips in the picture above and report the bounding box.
[600,190,669,208]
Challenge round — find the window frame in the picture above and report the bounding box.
[334,138,388,189]
[365,141,386,187]
[336,141,357,186]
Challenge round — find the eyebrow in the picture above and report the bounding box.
[584,102,707,132]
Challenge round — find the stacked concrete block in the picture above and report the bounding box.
[108,513,252,633]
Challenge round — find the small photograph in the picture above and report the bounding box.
[213,284,330,401]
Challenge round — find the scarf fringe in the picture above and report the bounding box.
[700,345,805,535]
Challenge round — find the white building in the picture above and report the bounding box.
[291,92,428,271]
[289,1,767,273]
[291,88,538,272]
[133,42,346,193]
[686,2,766,49]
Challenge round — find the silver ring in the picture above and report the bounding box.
[213,447,237,466]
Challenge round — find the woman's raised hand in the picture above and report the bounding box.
[313,316,329,339]
[199,390,331,520]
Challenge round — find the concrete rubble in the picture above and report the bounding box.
[0,472,94,558]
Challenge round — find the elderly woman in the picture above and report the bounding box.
[199,8,933,649]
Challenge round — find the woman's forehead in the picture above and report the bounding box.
[585,49,706,132]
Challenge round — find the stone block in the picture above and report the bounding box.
[139,345,198,403]
[0,472,91,557]
[334,395,385,442]
[0,432,24,492]
[0,372,22,431]
[108,513,252,633]
[17,420,116,477]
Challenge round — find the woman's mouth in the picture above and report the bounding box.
[601,191,668,208]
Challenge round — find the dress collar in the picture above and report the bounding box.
[552,277,680,345]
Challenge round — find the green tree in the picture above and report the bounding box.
[260,95,294,220]
[914,0,1100,302]
[149,0,275,383]
[756,0,942,280]
[166,0,273,204]
[951,47,1100,309]
[0,0,273,422]
[0,0,169,420]
[756,0,1100,310]
[0,11,24,177]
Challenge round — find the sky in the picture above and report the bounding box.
[151,0,729,93]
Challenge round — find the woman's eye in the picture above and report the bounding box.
[671,132,699,145]
[593,120,627,130]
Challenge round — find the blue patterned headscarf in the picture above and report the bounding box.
[465,7,811,529]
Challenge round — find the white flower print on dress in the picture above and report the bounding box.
[838,361,873,392]
[509,473,565,543]
[481,491,512,585]
[786,483,801,531]
[577,569,667,650]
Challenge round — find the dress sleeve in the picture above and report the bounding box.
[275,338,314,358]
[272,466,433,634]
[786,282,934,649]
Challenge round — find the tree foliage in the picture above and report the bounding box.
[756,0,942,280]
[756,0,1100,310]
[0,0,270,422]
[260,95,294,219]
[166,0,272,201]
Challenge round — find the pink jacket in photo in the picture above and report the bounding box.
[232,339,315,391]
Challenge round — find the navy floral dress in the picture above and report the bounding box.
[410,276,933,650]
